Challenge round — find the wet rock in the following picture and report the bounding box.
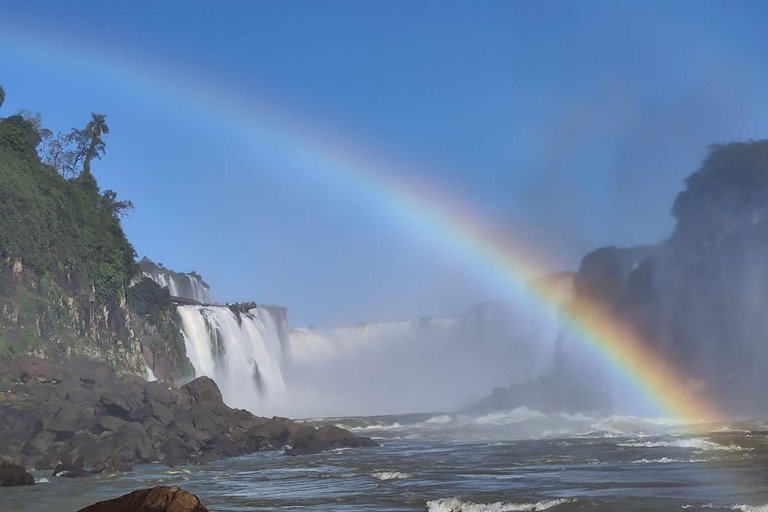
[0,358,376,470]
[76,485,208,512]
[0,458,34,486]
[313,425,354,443]
[284,438,322,456]
[53,461,91,478]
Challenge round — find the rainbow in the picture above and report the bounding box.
[1,27,722,425]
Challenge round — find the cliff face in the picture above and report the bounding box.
[569,141,768,414]
[0,115,193,384]
[0,256,144,376]
[0,257,192,383]
[468,141,768,417]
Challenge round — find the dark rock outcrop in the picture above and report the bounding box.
[0,357,376,472]
[77,485,208,512]
[0,458,34,486]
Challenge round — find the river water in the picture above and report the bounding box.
[5,410,768,512]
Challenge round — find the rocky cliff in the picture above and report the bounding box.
[0,114,193,383]
[468,140,768,416]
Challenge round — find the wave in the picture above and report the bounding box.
[426,498,572,512]
[425,415,455,425]
[475,408,546,426]
[617,438,747,452]
[371,471,413,480]
[34,477,49,484]
[631,457,705,464]
[693,504,768,512]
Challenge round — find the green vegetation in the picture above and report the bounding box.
[127,277,175,326]
[0,113,138,301]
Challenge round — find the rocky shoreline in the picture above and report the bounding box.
[0,357,376,480]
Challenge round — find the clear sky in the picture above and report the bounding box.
[2,1,768,327]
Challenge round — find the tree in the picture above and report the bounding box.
[40,128,89,178]
[99,189,134,218]
[82,113,109,176]
[0,85,5,109]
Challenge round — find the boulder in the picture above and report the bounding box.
[313,425,354,443]
[0,459,34,486]
[150,399,175,427]
[76,485,208,512]
[179,377,222,405]
[284,438,322,456]
[0,358,376,470]
[97,415,127,433]
[53,461,91,478]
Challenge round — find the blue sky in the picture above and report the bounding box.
[2,0,768,327]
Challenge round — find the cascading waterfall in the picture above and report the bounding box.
[143,271,213,304]
[178,305,289,413]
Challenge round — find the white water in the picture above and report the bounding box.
[143,270,213,304]
[179,305,289,413]
[177,295,563,418]
[284,300,562,417]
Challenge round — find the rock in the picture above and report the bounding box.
[247,417,315,443]
[179,377,222,405]
[100,393,132,419]
[150,399,175,427]
[0,357,376,470]
[97,415,127,433]
[144,382,175,408]
[284,438,322,456]
[76,485,208,512]
[53,461,91,478]
[313,425,354,443]
[0,458,35,486]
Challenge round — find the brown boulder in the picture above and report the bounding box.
[0,458,34,486]
[77,485,208,512]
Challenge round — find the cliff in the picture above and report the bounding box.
[468,140,768,416]
[0,114,192,383]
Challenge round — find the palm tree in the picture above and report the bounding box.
[0,85,5,110]
[82,113,109,176]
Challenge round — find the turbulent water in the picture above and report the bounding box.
[7,411,768,512]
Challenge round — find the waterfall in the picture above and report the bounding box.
[143,271,213,304]
[176,297,562,418]
[178,305,289,413]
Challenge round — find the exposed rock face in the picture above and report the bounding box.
[0,357,376,471]
[0,458,34,486]
[0,258,191,384]
[77,486,208,512]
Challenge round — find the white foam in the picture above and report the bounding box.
[475,407,546,426]
[426,498,572,512]
[163,469,192,475]
[372,471,413,480]
[425,415,454,425]
[698,504,768,512]
[34,477,49,483]
[617,438,747,451]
